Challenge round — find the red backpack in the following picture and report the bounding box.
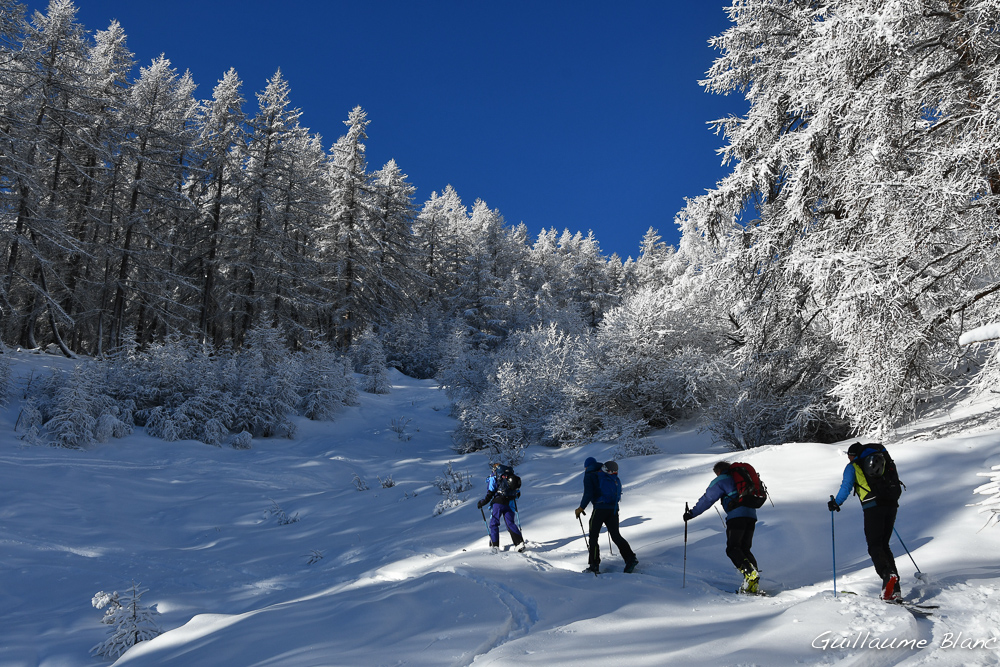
[726,462,767,510]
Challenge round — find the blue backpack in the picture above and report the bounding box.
[596,470,621,509]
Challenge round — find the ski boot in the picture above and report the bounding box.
[882,575,900,601]
[742,569,760,594]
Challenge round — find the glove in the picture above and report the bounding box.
[477,500,486,509]
[682,510,693,522]
[827,499,840,512]
[574,507,585,519]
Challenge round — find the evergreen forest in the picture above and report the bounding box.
[2,0,999,457]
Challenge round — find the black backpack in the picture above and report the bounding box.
[856,444,903,506]
[495,465,521,500]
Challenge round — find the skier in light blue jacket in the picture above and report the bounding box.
[684,461,760,592]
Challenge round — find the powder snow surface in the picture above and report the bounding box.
[0,352,998,666]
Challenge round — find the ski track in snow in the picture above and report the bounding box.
[451,570,539,667]
[0,355,999,665]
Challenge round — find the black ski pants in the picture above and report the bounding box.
[588,508,635,567]
[863,504,899,583]
[725,517,758,575]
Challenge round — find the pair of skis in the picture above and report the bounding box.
[887,599,938,617]
[841,588,937,616]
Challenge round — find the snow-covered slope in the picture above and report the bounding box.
[0,352,998,666]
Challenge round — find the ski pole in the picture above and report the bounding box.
[578,513,589,550]
[683,502,689,588]
[480,506,491,543]
[893,528,923,578]
[609,500,618,556]
[830,495,837,598]
[512,498,526,543]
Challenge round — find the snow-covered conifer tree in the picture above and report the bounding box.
[2,0,92,353]
[451,199,525,348]
[189,67,247,347]
[232,71,327,348]
[227,325,299,437]
[91,583,162,659]
[45,366,96,448]
[58,18,134,355]
[572,231,619,328]
[629,227,676,292]
[413,185,468,307]
[382,312,441,380]
[324,106,380,348]
[438,325,491,408]
[370,159,425,310]
[106,56,200,349]
[298,341,357,420]
[352,326,391,395]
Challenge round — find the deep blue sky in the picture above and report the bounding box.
[29,1,744,260]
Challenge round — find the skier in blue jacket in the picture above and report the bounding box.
[828,442,901,600]
[574,457,637,574]
[683,461,760,593]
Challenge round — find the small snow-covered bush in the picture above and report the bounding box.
[433,462,473,496]
[973,465,1000,529]
[91,582,161,659]
[601,416,661,459]
[352,473,369,491]
[230,431,253,450]
[30,327,357,449]
[433,463,473,515]
[433,496,464,516]
[148,388,235,444]
[299,342,357,420]
[15,398,44,445]
[705,384,847,450]
[201,417,229,447]
[450,324,579,458]
[225,326,300,438]
[378,474,396,488]
[267,500,300,525]
[93,411,131,443]
[389,417,412,441]
[613,435,661,459]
